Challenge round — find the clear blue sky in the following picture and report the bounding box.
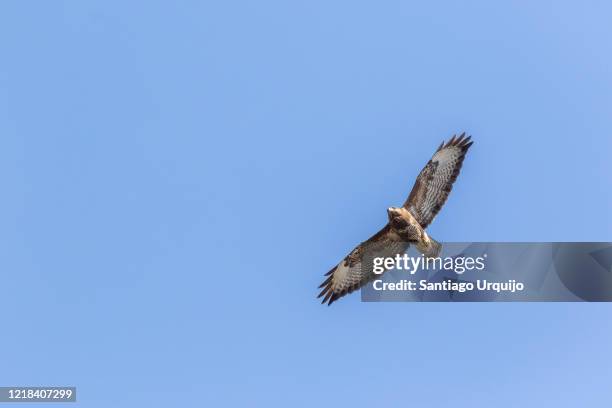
[1,1,611,407]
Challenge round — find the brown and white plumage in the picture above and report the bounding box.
[317,225,409,305]
[403,133,473,229]
[317,133,473,306]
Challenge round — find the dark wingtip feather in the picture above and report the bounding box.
[318,275,332,289]
[321,289,333,304]
[440,133,473,150]
[324,267,336,276]
[318,266,336,300]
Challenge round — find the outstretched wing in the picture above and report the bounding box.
[317,225,409,306]
[403,133,473,229]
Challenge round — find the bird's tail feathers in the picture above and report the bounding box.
[416,236,442,258]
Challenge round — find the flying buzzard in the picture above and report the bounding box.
[317,133,473,305]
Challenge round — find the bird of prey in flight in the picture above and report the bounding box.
[317,133,473,305]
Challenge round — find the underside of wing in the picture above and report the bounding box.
[403,133,473,229]
[317,225,409,306]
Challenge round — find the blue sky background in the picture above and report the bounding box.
[1,1,611,407]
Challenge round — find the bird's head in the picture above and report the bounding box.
[387,207,409,229]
